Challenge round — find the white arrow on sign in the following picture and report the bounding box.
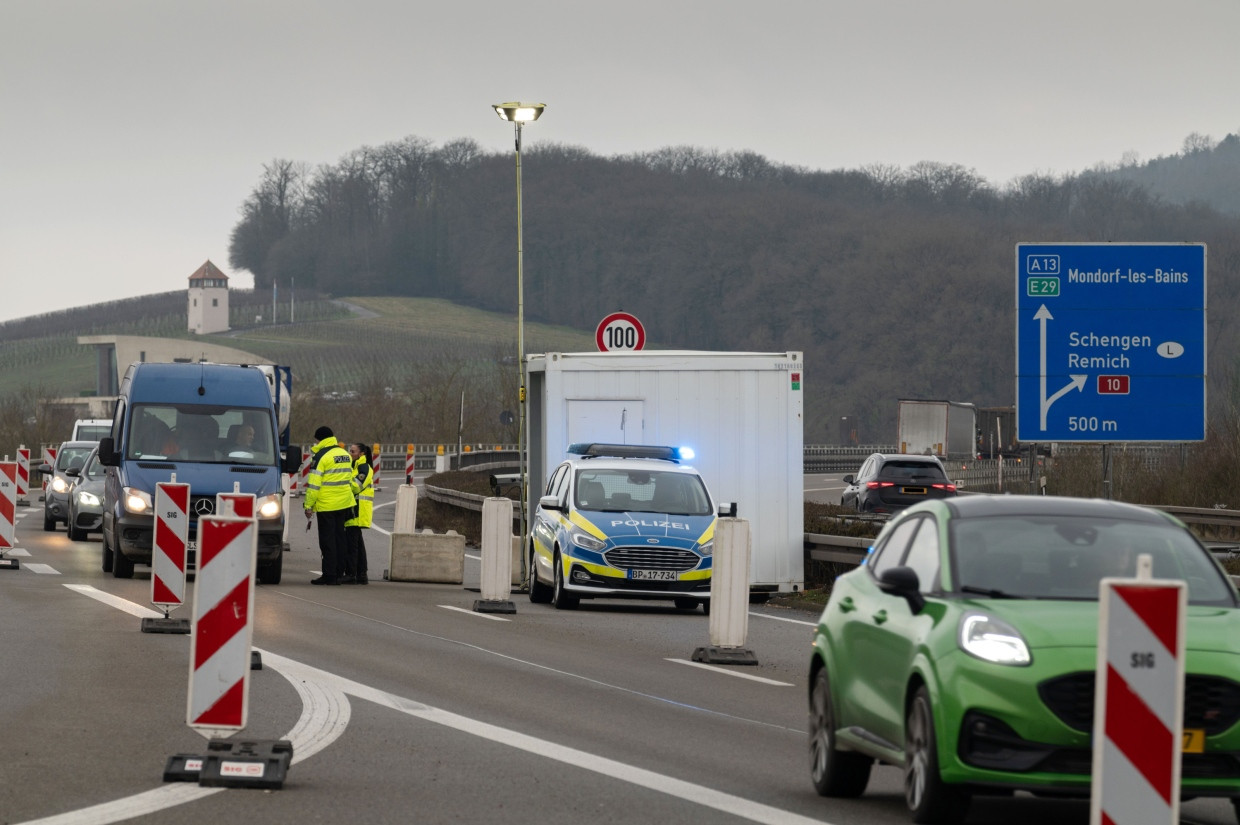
[1035,304,1087,430]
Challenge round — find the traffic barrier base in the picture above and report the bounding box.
[163,753,204,782]
[691,644,758,666]
[388,531,465,583]
[141,616,191,634]
[0,556,19,571]
[197,738,293,790]
[472,598,517,614]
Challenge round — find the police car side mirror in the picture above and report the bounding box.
[717,502,737,517]
[538,494,563,512]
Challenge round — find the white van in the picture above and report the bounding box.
[71,419,111,442]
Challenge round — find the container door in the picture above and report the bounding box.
[566,400,644,446]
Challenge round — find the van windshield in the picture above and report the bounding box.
[128,404,275,465]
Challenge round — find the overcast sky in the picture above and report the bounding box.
[2,0,1237,325]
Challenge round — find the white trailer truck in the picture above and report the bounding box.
[897,399,977,459]
[526,351,805,594]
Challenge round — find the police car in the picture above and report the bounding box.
[528,444,718,611]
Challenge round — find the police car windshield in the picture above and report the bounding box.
[575,468,712,516]
[128,404,275,465]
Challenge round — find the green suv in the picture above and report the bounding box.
[808,495,1240,823]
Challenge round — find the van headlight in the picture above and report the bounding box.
[256,493,282,519]
[698,539,714,556]
[122,487,152,515]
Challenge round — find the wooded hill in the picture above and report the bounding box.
[227,133,1240,443]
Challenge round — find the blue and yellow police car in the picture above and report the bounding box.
[528,444,718,611]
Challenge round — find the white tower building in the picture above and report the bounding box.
[187,260,230,334]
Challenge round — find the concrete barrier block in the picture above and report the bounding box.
[388,531,466,583]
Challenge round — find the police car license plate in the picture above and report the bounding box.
[629,569,677,581]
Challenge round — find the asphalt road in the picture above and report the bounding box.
[1,479,1235,825]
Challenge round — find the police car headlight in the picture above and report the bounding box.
[571,531,606,551]
[122,487,152,515]
[77,491,101,507]
[698,539,714,556]
[256,493,282,519]
[51,476,70,493]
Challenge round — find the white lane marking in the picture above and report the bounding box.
[20,593,354,825]
[23,563,60,575]
[43,588,826,825]
[665,659,795,686]
[749,610,817,627]
[370,524,391,536]
[6,548,31,556]
[64,585,162,619]
[438,604,510,622]
[258,651,829,825]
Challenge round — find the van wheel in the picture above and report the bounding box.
[112,545,135,579]
[102,531,114,573]
[551,551,578,610]
[258,551,283,585]
[528,548,553,603]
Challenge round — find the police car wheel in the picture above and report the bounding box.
[673,598,698,610]
[528,548,553,603]
[551,551,579,610]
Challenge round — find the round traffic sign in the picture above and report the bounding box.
[595,312,646,352]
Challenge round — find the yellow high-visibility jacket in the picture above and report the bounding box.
[345,457,374,528]
[304,436,356,513]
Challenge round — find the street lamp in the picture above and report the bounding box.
[493,101,545,588]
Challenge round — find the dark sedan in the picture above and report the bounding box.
[842,453,957,514]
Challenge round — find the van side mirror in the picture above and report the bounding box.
[282,448,302,474]
[98,437,118,467]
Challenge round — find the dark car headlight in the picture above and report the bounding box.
[958,613,1031,666]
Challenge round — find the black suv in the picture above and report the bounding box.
[841,453,957,513]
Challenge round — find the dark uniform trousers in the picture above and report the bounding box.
[316,507,351,580]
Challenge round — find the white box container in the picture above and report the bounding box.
[526,351,804,593]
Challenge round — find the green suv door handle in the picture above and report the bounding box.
[872,609,888,625]
[837,597,856,613]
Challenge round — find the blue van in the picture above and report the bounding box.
[97,362,299,583]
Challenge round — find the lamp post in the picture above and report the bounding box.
[493,101,545,588]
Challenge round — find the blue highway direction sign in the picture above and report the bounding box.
[1016,243,1206,443]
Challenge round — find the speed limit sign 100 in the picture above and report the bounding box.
[596,312,646,352]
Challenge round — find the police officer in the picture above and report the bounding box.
[304,425,356,585]
[341,442,374,584]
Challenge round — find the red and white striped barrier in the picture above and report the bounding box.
[187,515,258,734]
[371,444,381,491]
[217,491,256,519]
[0,462,17,566]
[1090,560,1186,825]
[42,446,57,493]
[16,445,29,504]
[405,444,416,485]
[293,450,312,497]
[152,481,190,610]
